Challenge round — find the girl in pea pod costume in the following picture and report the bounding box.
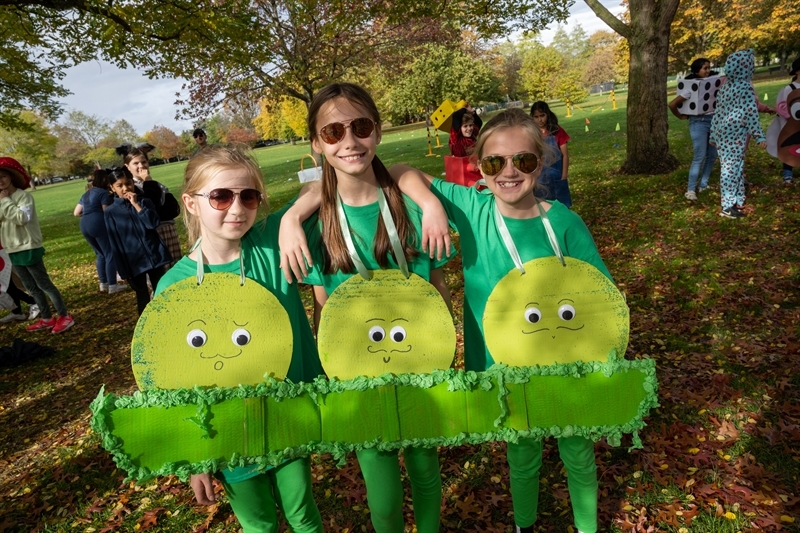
[283,82,451,533]
[389,108,610,533]
[281,108,610,532]
[709,49,767,219]
[155,146,324,533]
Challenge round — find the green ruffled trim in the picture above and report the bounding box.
[90,359,659,482]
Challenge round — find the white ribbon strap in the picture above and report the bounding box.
[493,198,565,274]
[336,187,410,280]
[190,237,246,286]
[336,193,372,280]
[377,187,410,278]
[538,199,565,267]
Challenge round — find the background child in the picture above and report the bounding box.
[710,49,767,219]
[530,101,572,207]
[104,167,171,315]
[120,144,182,266]
[282,82,448,533]
[78,169,126,294]
[0,157,74,334]
[668,57,719,201]
[449,105,482,157]
[389,108,612,533]
[159,145,324,533]
[767,56,799,185]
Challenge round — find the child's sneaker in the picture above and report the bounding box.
[699,185,710,192]
[684,190,698,201]
[99,282,109,292]
[719,206,745,218]
[28,304,40,320]
[27,317,56,332]
[108,284,129,294]
[784,177,794,186]
[0,312,27,323]
[51,315,75,334]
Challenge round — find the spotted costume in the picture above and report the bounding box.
[709,50,766,210]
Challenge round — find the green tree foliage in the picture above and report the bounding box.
[374,43,501,124]
[519,38,565,101]
[0,110,57,177]
[669,0,800,72]
[517,36,588,104]
[0,0,231,130]
[583,31,622,87]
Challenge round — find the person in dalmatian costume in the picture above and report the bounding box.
[709,49,767,219]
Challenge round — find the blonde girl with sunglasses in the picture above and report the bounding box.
[154,145,324,533]
[389,108,612,533]
[281,82,451,533]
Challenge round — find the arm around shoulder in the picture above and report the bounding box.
[279,181,322,284]
[389,164,451,260]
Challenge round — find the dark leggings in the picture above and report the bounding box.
[7,277,35,314]
[127,267,166,315]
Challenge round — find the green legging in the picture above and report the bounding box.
[507,436,598,532]
[356,446,442,533]
[219,457,323,533]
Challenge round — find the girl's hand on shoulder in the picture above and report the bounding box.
[421,201,451,260]
[0,189,9,200]
[190,473,216,505]
[279,215,312,284]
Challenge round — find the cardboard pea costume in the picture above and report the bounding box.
[91,186,657,533]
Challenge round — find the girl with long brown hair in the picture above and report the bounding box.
[283,82,450,533]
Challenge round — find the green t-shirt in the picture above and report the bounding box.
[303,195,451,291]
[155,208,324,485]
[430,179,613,372]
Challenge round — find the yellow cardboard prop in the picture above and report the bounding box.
[318,270,456,379]
[131,273,293,389]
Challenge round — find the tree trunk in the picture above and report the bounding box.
[622,15,679,174]
[584,0,680,174]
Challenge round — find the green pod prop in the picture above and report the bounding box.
[91,358,657,482]
[91,261,658,482]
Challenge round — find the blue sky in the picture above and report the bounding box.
[58,1,625,137]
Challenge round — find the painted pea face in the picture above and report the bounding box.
[483,257,629,366]
[317,270,455,380]
[131,273,294,390]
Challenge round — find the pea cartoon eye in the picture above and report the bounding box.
[524,307,542,323]
[232,328,251,346]
[790,101,800,120]
[368,326,385,342]
[389,326,407,342]
[558,304,576,321]
[187,329,207,348]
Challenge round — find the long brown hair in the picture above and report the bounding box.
[308,83,418,275]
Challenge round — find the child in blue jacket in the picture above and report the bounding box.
[104,167,171,314]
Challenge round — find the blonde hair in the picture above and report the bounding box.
[473,108,554,164]
[182,145,268,244]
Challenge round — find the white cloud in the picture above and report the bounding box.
[58,61,193,138]
[57,0,626,136]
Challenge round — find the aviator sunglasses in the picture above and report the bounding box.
[318,117,377,144]
[194,188,264,210]
[479,152,540,176]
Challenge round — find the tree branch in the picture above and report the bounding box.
[583,0,629,39]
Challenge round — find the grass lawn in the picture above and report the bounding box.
[0,79,798,532]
